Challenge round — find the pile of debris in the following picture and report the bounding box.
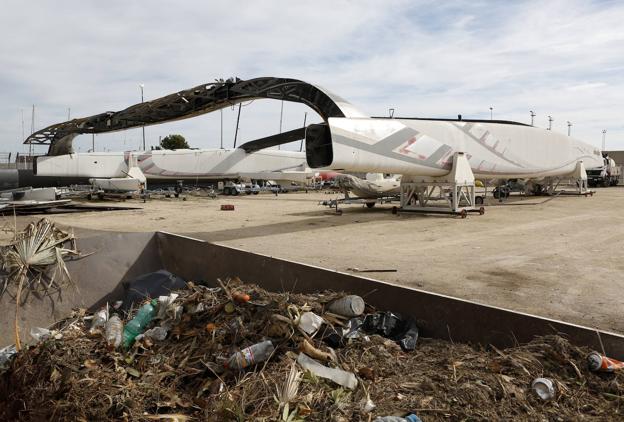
[0,276,622,421]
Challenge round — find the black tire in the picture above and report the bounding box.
[233,189,239,196]
[475,196,484,205]
[366,202,375,208]
[253,191,259,195]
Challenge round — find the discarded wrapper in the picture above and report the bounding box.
[298,311,324,335]
[296,352,358,389]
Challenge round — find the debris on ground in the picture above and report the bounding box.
[0,276,622,421]
[0,218,80,350]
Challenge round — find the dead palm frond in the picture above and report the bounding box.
[0,218,79,350]
[275,361,302,420]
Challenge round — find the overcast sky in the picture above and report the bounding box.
[1,0,623,155]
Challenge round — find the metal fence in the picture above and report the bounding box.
[0,152,45,170]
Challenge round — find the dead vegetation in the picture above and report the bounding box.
[0,278,622,421]
[0,218,79,350]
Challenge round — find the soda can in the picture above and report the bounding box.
[531,377,555,400]
[327,295,365,317]
[587,351,624,372]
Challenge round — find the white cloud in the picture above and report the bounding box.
[1,0,623,154]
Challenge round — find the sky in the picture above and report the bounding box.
[0,0,623,155]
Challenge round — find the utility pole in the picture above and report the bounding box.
[602,129,607,151]
[567,121,572,136]
[30,105,35,156]
[299,112,307,152]
[139,84,145,150]
[92,133,95,152]
[67,107,71,121]
[220,109,223,149]
[489,107,493,120]
[233,103,242,148]
[530,110,535,126]
[547,115,553,130]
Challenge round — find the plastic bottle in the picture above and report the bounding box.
[105,314,123,349]
[89,307,109,334]
[373,415,421,422]
[122,299,158,349]
[226,340,274,370]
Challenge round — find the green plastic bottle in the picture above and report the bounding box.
[122,299,158,349]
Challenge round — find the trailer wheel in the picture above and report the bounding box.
[459,209,467,219]
[479,206,485,215]
[392,206,398,215]
[366,202,375,208]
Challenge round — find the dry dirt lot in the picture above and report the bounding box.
[6,187,624,334]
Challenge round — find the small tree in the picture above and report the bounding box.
[160,134,189,150]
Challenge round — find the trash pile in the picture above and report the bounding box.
[1,276,622,421]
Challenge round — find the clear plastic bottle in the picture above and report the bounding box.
[105,314,123,349]
[226,340,274,370]
[122,299,158,349]
[89,307,109,334]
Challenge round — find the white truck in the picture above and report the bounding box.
[587,155,620,187]
[221,181,260,195]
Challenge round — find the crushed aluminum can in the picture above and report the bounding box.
[531,377,555,400]
[587,351,624,373]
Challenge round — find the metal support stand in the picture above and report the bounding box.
[541,161,594,197]
[394,152,484,218]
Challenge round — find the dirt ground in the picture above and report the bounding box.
[5,187,624,334]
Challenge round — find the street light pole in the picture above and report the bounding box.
[489,107,493,120]
[139,84,145,150]
[567,121,572,136]
[547,116,553,130]
[278,100,284,150]
[602,129,607,151]
[220,109,223,149]
[530,110,535,126]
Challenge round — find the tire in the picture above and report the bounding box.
[475,196,484,205]
[253,191,259,195]
[366,202,375,208]
[223,187,230,195]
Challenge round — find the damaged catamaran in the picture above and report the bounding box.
[25,77,604,214]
